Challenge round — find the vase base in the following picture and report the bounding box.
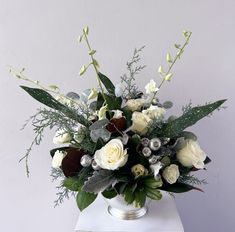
[107,205,148,220]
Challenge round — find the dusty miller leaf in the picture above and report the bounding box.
[82,170,115,193]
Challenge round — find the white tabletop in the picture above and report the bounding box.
[75,192,184,232]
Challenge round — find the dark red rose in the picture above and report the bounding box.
[106,117,127,133]
[61,148,85,177]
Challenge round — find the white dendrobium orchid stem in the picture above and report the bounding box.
[150,162,162,179]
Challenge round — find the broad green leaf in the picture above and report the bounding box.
[63,177,83,191]
[98,72,116,95]
[20,86,89,126]
[123,186,135,204]
[82,170,115,193]
[143,177,163,189]
[145,187,162,200]
[158,99,227,138]
[160,182,203,193]
[76,190,97,211]
[134,188,146,207]
[104,93,122,110]
[102,189,117,199]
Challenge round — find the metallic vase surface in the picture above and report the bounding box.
[104,195,150,220]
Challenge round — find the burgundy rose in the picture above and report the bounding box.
[61,148,85,177]
[106,117,127,133]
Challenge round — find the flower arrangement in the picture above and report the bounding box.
[10,27,226,211]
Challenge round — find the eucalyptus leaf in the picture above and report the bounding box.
[163,101,173,109]
[82,170,115,194]
[179,131,197,141]
[89,119,109,130]
[90,128,111,142]
[169,137,186,151]
[76,190,97,211]
[66,92,80,100]
[158,99,227,138]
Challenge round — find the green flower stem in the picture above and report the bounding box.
[158,32,192,89]
[82,31,109,108]
[151,32,192,103]
[8,66,83,108]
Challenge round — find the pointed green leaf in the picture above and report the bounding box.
[76,190,97,211]
[102,189,117,199]
[145,187,162,200]
[20,86,89,126]
[98,72,115,95]
[63,177,83,191]
[159,99,227,138]
[160,182,203,193]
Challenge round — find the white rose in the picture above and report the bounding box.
[162,164,180,184]
[52,150,67,168]
[176,140,206,169]
[53,129,72,144]
[94,139,128,170]
[131,112,152,135]
[126,99,145,112]
[145,79,159,95]
[142,105,166,120]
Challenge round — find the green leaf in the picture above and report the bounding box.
[82,170,115,193]
[104,94,122,110]
[98,72,115,95]
[143,177,163,189]
[102,189,117,199]
[20,86,89,126]
[134,188,146,207]
[145,187,162,200]
[159,99,227,138]
[123,186,135,204]
[160,182,203,193]
[63,177,83,191]
[76,190,97,211]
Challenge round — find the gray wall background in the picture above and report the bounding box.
[0,0,234,231]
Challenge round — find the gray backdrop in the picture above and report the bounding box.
[0,0,234,231]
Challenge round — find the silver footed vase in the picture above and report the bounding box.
[104,195,151,220]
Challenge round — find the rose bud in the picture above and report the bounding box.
[106,117,127,133]
[61,148,85,177]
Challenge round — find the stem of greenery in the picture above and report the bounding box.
[82,30,108,108]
